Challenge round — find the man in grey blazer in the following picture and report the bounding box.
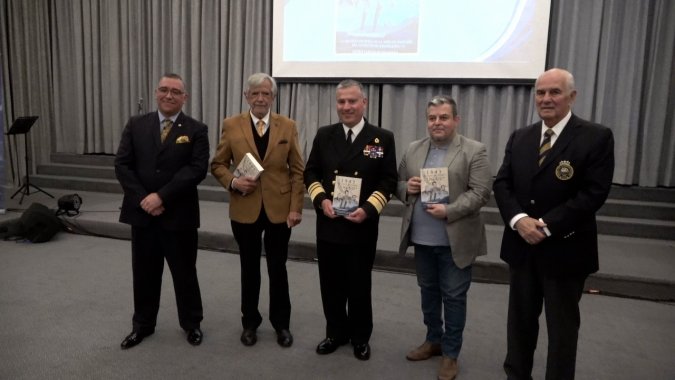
[397,95,492,380]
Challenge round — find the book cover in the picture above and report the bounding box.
[333,175,362,216]
[233,152,264,180]
[420,167,449,205]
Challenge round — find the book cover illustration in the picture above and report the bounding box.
[333,175,362,216]
[420,167,449,205]
[233,152,264,180]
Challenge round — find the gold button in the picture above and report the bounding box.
[354,171,359,176]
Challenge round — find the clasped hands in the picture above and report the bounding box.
[140,192,164,216]
[515,216,547,245]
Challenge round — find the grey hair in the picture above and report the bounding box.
[159,73,185,88]
[336,79,366,98]
[427,95,458,117]
[247,72,277,96]
[536,68,576,92]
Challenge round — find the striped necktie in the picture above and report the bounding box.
[160,119,173,143]
[256,120,265,137]
[538,128,555,166]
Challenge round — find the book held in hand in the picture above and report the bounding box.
[420,167,449,205]
[234,152,264,180]
[333,175,362,216]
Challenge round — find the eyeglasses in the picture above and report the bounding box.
[157,87,185,96]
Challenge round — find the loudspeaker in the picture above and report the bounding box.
[57,194,82,216]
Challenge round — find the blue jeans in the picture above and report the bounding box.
[414,244,472,358]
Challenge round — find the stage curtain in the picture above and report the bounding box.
[0,0,673,186]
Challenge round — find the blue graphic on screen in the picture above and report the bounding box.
[283,0,529,62]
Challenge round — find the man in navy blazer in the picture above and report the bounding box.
[115,73,209,349]
[493,68,614,379]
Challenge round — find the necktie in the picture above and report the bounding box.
[160,119,173,143]
[538,128,554,166]
[256,120,265,137]
[346,129,353,144]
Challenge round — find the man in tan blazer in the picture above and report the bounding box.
[396,95,492,380]
[211,73,304,348]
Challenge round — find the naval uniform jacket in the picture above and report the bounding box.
[493,114,614,277]
[304,121,397,244]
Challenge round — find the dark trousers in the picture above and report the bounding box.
[504,256,587,380]
[231,208,292,331]
[316,239,376,345]
[131,224,203,333]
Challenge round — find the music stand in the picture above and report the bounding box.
[6,116,53,204]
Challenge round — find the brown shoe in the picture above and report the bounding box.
[406,341,442,361]
[438,356,458,380]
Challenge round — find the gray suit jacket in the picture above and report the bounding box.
[396,134,492,268]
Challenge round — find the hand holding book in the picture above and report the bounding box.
[420,168,449,205]
[233,176,258,195]
[333,176,362,216]
[234,152,264,180]
[232,153,264,195]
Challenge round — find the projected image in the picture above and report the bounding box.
[273,0,551,79]
[335,0,420,54]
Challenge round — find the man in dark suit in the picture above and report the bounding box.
[304,79,397,361]
[211,73,304,348]
[493,68,614,379]
[115,73,209,349]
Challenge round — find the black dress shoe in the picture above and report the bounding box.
[353,343,371,361]
[120,331,152,350]
[186,328,203,346]
[316,337,348,355]
[276,329,293,347]
[240,328,257,346]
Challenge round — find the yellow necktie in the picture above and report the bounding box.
[161,119,173,143]
[256,120,265,137]
[539,128,554,166]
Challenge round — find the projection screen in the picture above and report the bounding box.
[273,0,552,82]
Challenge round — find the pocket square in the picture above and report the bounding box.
[176,135,190,144]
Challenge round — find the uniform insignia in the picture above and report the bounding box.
[363,145,384,158]
[555,160,574,180]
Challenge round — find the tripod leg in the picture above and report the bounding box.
[10,186,23,198]
[10,183,28,200]
[29,184,54,198]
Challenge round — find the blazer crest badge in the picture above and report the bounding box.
[555,160,574,180]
